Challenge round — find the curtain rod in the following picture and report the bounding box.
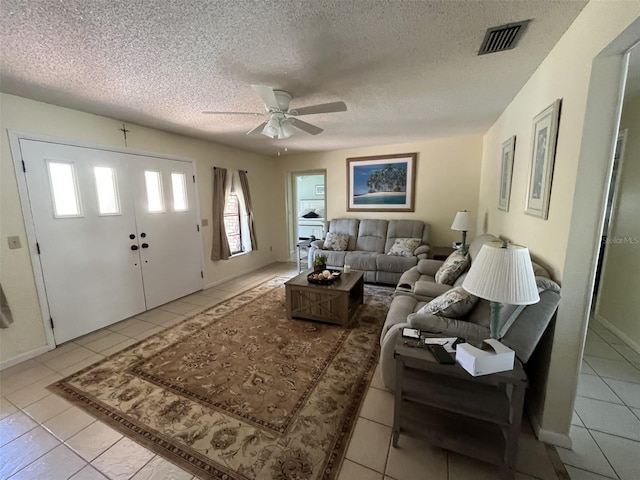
[214,167,248,173]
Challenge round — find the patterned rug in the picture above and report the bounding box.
[49,277,393,480]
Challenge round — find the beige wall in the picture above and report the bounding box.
[596,92,640,347]
[0,93,280,365]
[277,136,484,252]
[478,2,640,445]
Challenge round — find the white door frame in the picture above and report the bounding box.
[286,169,326,262]
[8,130,205,349]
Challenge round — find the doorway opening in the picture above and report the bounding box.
[288,170,326,263]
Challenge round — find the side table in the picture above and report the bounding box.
[296,239,311,273]
[430,246,455,260]
[392,335,528,479]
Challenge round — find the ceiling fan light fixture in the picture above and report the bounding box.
[280,118,295,138]
[261,117,280,139]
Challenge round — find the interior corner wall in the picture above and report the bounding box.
[595,92,640,348]
[275,135,484,249]
[477,2,640,446]
[0,93,281,366]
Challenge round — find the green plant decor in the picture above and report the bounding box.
[313,254,328,267]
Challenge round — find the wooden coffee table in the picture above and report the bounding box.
[285,270,364,327]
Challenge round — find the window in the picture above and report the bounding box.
[171,172,188,211]
[47,161,82,217]
[94,166,120,215]
[223,192,242,254]
[144,170,164,213]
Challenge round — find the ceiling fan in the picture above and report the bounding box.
[202,85,347,139]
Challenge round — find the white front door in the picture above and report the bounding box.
[133,155,203,309]
[19,139,203,344]
[20,139,147,343]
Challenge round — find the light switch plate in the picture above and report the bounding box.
[8,236,21,249]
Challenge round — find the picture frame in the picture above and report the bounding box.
[498,136,516,212]
[315,185,325,196]
[346,153,417,212]
[525,99,562,219]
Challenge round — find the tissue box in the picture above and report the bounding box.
[456,339,515,376]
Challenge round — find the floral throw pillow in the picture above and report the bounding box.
[434,250,470,285]
[323,232,349,251]
[387,238,422,257]
[417,287,478,318]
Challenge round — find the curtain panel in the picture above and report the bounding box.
[211,167,232,261]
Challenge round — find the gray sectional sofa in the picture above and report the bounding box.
[378,234,562,391]
[307,218,430,285]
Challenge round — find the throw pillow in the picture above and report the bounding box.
[434,250,470,285]
[417,287,478,318]
[387,238,422,257]
[323,232,349,251]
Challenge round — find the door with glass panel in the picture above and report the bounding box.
[132,155,202,309]
[20,140,146,343]
[19,139,203,343]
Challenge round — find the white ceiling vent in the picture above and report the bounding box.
[478,20,531,55]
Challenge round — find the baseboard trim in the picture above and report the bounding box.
[0,345,52,371]
[203,261,280,290]
[527,409,573,448]
[593,313,640,354]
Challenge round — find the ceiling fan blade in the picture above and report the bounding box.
[202,111,264,116]
[246,121,267,135]
[291,101,347,116]
[251,85,280,111]
[291,118,324,135]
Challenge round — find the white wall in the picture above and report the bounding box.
[477,2,640,445]
[0,93,281,365]
[596,91,640,348]
[277,135,484,252]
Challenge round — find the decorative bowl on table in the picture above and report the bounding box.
[307,270,342,284]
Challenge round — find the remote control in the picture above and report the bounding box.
[427,344,455,364]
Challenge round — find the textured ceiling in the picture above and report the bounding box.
[0,0,588,156]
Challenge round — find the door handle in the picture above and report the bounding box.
[141,243,149,249]
[131,245,139,251]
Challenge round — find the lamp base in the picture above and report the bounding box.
[461,231,468,254]
[489,301,504,339]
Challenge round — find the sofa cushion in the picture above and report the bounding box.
[387,237,422,256]
[321,250,348,268]
[385,220,428,253]
[417,286,478,318]
[435,250,470,285]
[377,253,418,274]
[324,232,349,251]
[355,219,388,252]
[328,218,360,251]
[345,251,378,271]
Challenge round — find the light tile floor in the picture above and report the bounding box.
[557,318,640,480]
[0,262,581,479]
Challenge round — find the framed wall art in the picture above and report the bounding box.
[498,136,516,212]
[346,153,417,212]
[525,99,562,219]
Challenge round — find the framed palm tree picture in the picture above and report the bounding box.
[346,153,417,212]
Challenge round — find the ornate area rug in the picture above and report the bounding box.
[49,277,393,479]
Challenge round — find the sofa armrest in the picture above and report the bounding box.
[413,281,452,300]
[408,312,490,340]
[414,244,430,260]
[311,239,324,249]
[379,322,409,391]
[417,259,443,276]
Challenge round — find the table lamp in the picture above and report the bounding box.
[451,211,472,253]
[462,240,539,339]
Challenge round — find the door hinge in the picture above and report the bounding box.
[50,317,54,329]
[197,224,200,232]
[193,175,196,183]
[22,160,26,172]
[201,271,203,278]
[36,242,41,254]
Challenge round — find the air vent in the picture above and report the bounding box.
[478,20,531,55]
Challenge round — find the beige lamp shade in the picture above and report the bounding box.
[451,211,473,231]
[462,241,540,305]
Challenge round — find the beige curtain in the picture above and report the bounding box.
[211,167,232,261]
[237,170,258,250]
[0,284,14,329]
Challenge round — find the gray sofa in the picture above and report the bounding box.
[307,218,430,285]
[378,236,561,391]
[395,233,498,301]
